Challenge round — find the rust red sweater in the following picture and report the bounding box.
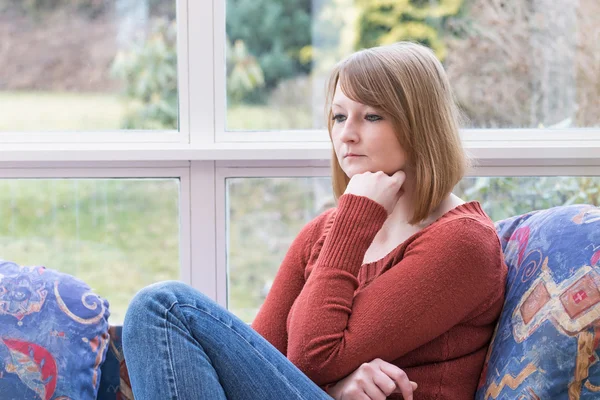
[252,194,507,399]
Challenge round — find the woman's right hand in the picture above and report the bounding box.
[343,171,406,215]
[327,358,417,400]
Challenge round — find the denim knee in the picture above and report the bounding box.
[132,280,190,311]
[124,281,187,334]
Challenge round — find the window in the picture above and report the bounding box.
[0,0,598,322]
[0,178,180,324]
[223,0,600,132]
[226,176,332,321]
[0,0,178,133]
[226,175,600,323]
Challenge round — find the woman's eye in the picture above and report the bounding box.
[332,114,346,123]
[366,114,382,122]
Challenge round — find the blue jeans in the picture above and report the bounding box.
[122,281,333,400]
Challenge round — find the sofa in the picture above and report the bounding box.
[97,326,132,400]
[3,203,600,399]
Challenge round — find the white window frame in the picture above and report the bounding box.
[0,0,598,311]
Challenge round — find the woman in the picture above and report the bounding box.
[122,42,507,400]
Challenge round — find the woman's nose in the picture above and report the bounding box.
[339,121,360,143]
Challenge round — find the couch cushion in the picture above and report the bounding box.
[0,260,110,399]
[476,205,600,399]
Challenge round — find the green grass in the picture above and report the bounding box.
[0,91,125,131]
[0,179,180,324]
[0,91,313,131]
[227,104,314,130]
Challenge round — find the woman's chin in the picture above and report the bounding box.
[343,167,371,178]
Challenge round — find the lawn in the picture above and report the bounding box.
[226,104,314,131]
[0,179,180,324]
[0,91,125,131]
[0,91,315,131]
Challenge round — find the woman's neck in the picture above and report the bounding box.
[384,190,463,231]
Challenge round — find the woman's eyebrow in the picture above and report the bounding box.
[332,102,368,108]
[332,103,380,113]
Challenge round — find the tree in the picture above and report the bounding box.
[111,14,265,128]
[355,0,464,60]
[111,18,178,129]
[226,38,266,105]
[226,0,312,102]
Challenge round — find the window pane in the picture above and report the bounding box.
[0,1,177,131]
[226,177,333,322]
[0,179,180,324]
[455,176,600,221]
[225,0,600,131]
[226,176,600,323]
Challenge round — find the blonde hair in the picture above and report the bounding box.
[325,42,467,224]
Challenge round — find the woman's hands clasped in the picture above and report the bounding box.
[343,171,406,215]
[327,358,417,400]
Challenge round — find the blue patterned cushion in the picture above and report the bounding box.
[0,260,110,399]
[476,205,600,399]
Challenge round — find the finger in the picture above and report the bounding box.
[362,379,387,400]
[378,363,414,400]
[346,385,372,400]
[343,383,371,400]
[353,363,388,400]
[391,170,406,185]
[389,170,405,200]
[371,370,398,396]
[393,381,418,393]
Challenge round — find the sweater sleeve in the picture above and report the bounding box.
[286,195,504,386]
[251,208,334,356]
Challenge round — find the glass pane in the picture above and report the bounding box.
[226,176,600,323]
[0,179,180,324]
[456,176,600,221]
[226,177,333,322]
[225,0,600,131]
[0,1,178,131]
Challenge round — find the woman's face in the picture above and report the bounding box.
[331,84,408,178]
